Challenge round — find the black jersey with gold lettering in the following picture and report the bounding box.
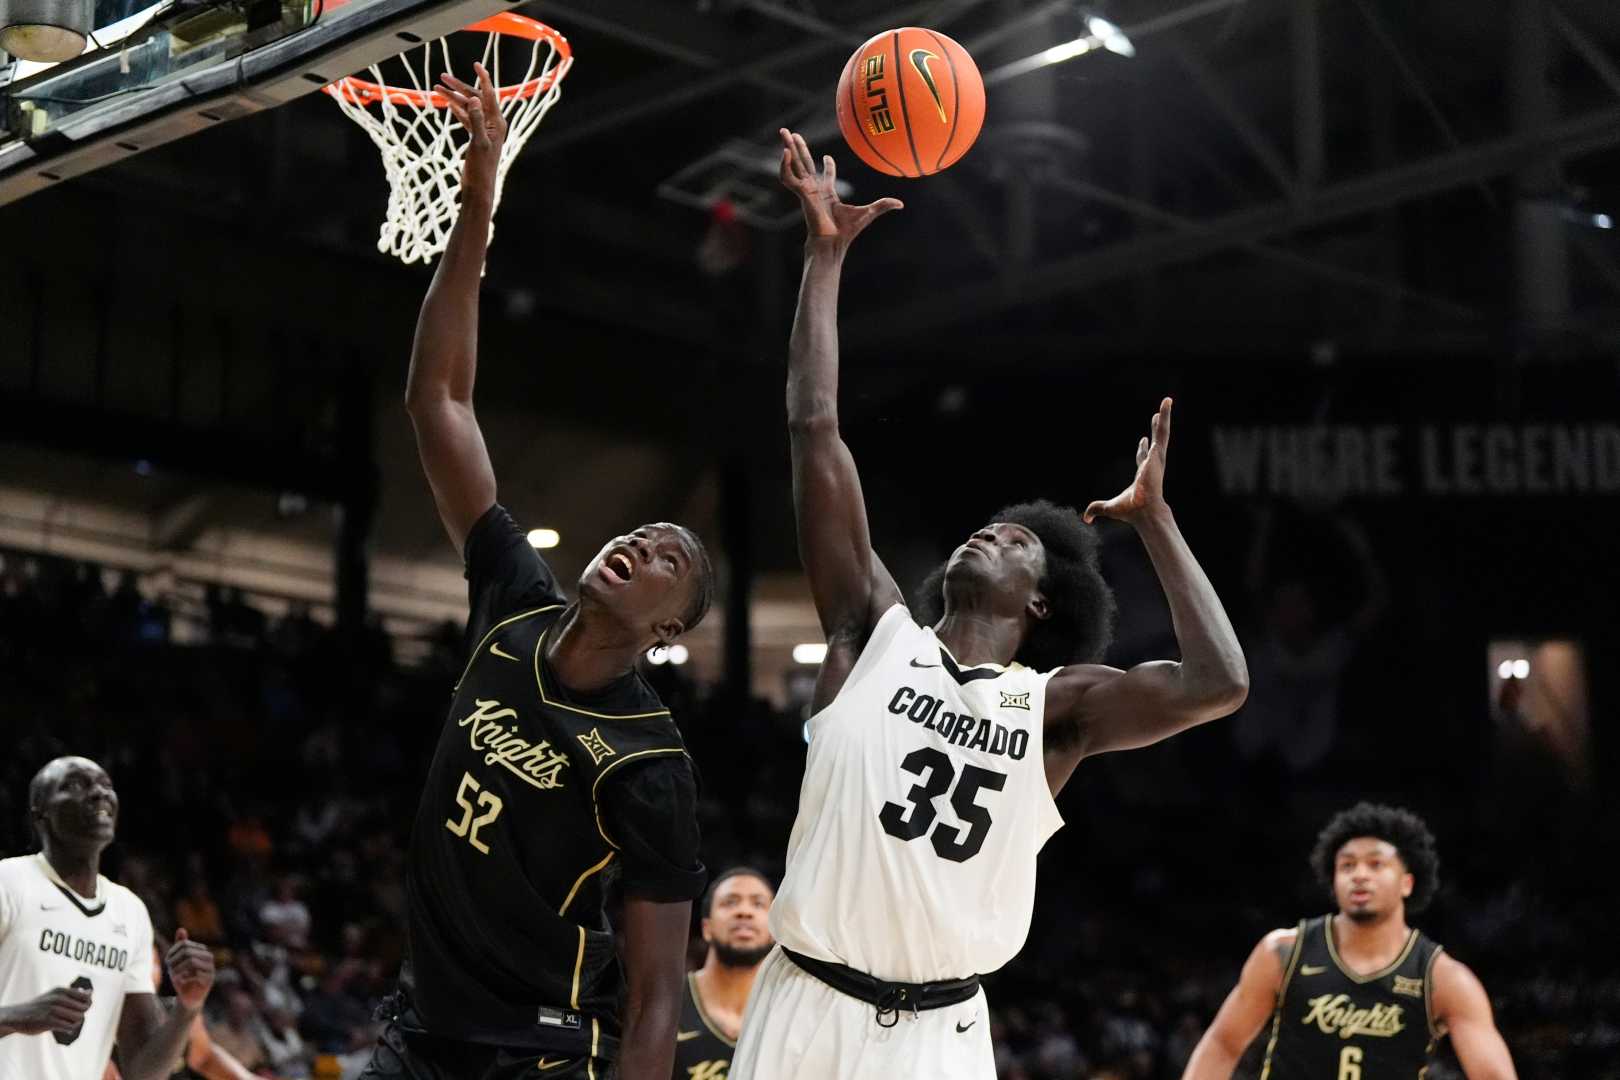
[671,972,734,1080]
[399,505,706,1059]
[1261,915,1444,1080]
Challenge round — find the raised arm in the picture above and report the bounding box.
[614,897,692,1080]
[777,130,905,706]
[1046,399,1248,791]
[1432,954,1517,1080]
[1181,930,1292,1080]
[403,65,506,557]
[115,930,215,1080]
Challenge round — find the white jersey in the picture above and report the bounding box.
[0,854,154,1080]
[770,604,1063,982]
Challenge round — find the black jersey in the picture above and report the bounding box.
[1261,915,1444,1080]
[400,505,706,1058]
[671,972,734,1080]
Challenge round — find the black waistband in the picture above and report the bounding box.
[781,947,980,1027]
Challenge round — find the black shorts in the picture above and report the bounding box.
[357,1020,605,1080]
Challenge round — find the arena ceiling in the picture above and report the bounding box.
[5,0,1620,588]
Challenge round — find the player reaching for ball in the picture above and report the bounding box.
[357,65,716,1080]
[728,131,1250,1080]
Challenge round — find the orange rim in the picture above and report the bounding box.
[323,14,571,108]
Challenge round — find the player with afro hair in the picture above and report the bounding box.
[1183,803,1518,1079]
[914,499,1118,672]
[1310,801,1441,914]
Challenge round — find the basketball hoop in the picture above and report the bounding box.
[324,14,572,266]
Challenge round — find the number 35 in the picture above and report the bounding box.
[446,771,503,854]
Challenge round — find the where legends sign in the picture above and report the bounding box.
[1211,423,1620,498]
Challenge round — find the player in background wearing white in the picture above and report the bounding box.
[0,756,216,1080]
[730,132,1249,1080]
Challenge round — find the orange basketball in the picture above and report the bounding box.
[835,27,985,178]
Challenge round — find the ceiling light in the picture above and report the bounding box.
[666,644,689,666]
[1511,658,1530,679]
[792,643,827,665]
[1086,15,1136,57]
[983,14,1135,87]
[526,528,560,549]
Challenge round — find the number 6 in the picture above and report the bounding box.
[1338,1045,1362,1080]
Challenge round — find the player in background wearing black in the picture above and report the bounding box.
[358,65,717,1080]
[672,869,774,1080]
[1182,803,1517,1079]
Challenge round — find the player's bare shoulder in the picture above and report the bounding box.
[1043,663,1119,722]
[1262,927,1298,970]
[1427,949,1487,1017]
[1242,927,1298,993]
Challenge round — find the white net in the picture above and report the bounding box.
[326,19,570,266]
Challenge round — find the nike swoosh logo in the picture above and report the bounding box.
[490,642,523,662]
[909,48,948,123]
[536,1057,571,1070]
[909,658,941,669]
[676,1030,700,1042]
[40,903,62,911]
[1299,964,1328,975]
[955,1020,976,1033]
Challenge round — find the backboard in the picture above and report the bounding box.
[0,0,518,205]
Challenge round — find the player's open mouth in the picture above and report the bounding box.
[609,552,635,581]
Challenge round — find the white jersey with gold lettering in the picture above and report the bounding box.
[0,854,155,1080]
[768,603,1063,982]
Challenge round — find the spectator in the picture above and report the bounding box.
[260,875,313,951]
[177,875,228,944]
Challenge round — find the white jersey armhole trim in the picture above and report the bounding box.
[1029,668,1066,836]
[805,602,913,735]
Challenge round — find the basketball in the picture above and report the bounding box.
[835,27,985,178]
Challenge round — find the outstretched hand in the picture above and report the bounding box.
[1085,398,1174,525]
[438,62,506,198]
[778,128,902,246]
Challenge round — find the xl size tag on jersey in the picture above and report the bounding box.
[537,1007,583,1030]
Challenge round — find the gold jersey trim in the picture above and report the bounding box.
[688,972,738,1049]
[560,851,617,918]
[1259,922,1305,1080]
[1424,944,1446,1038]
[570,926,586,1009]
[532,627,673,720]
[454,605,564,691]
[1324,915,1419,984]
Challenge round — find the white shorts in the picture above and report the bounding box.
[730,947,995,1080]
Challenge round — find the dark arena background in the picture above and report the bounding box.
[2,0,1618,1077]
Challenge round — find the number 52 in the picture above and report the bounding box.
[446,771,503,854]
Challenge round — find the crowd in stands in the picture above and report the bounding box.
[1,547,1614,1079]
